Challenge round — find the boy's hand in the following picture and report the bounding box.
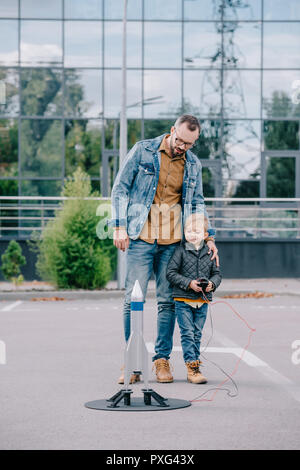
[189,280,203,292]
[205,281,214,292]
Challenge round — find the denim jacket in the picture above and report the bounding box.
[107,134,216,240]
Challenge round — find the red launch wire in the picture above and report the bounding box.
[189,295,256,403]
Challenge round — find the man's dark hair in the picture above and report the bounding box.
[174,114,201,133]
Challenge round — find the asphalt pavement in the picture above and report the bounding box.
[0,289,300,450]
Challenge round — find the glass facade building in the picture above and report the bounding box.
[0,0,300,200]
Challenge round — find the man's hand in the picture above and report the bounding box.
[113,228,129,252]
[189,280,202,292]
[206,240,219,267]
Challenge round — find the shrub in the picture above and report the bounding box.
[1,240,26,287]
[32,168,116,289]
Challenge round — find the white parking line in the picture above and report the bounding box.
[146,342,267,367]
[213,330,300,402]
[1,300,23,312]
[0,340,6,365]
[147,336,300,402]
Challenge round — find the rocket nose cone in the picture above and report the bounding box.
[131,279,143,301]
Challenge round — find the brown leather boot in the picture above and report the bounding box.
[118,367,141,385]
[186,360,207,384]
[153,358,173,383]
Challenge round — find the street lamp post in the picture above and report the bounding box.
[116,1,165,288]
[117,0,128,289]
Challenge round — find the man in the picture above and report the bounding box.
[108,114,219,383]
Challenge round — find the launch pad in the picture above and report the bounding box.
[85,388,191,412]
[85,279,191,412]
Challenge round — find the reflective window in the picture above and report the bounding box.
[21,68,63,116]
[266,156,295,197]
[64,69,102,118]
[202,168,216,197]
[144,119,174,139]
[104,0,142,20]
[104,70,142,118]
[223,120,261,179]
[184,70,221,117]
[144,70,181,119]
[184,0,222,21]
[0,0,18,17]
[144,0,182,20]
[0,20,18,66]
[21,0,62,18]
[21,21,62,66]
[264,121,299,150]
[20,119,63,177]
[0,68,19,116]
[144,22,181,68]
[65,0,102,19]
[20,179,62,196]
[194,120,221,159]
[0,118,18,177]
[0,179,18,198]
[91,179,101,193]
[264,0,300,20]
[264,23,300,69]
[223,0,261,20]
[228,180,260,198]
[104,119,119,148]
[127,119,141,149]
[104,119,142,150]
[64,21,102,67]
[223,22,261,68]
[263,71,300,119]
[65,119,102,176]
[104,21,142,68]
[189,119,221,163]
[184,23,221,69]
[223,71,261,118]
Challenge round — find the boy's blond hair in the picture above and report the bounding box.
[184,213,209,233]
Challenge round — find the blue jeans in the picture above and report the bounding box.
[175,300,208,363]
[123,238,180,361]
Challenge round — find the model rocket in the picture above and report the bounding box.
[123,279,149,389]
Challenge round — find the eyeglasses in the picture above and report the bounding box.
[174,128,196,149]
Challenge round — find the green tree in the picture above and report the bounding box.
[32,167,116,289]
[1,240,26,287]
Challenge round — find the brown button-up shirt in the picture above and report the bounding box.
[139,134,186,245]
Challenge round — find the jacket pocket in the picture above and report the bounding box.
[138,163,155,175]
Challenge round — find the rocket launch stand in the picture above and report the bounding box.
[106,388,169,408]
[85,280,191,412]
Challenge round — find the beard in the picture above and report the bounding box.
[170,135,185,158]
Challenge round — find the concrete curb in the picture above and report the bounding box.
[0,288,298,301]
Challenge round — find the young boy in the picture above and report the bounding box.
[166,213,222,384]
